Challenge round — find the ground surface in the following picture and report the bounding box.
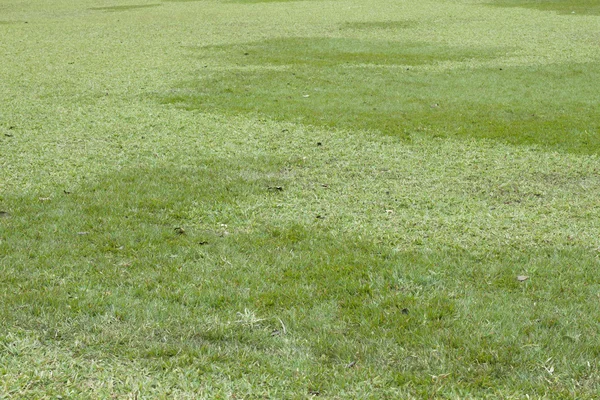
[1,0,600,398]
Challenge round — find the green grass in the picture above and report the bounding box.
[2,0,600,397]
[165,39,599,153]
[492,0,600,15]
[89,4,162,12]
[342,20,418,30]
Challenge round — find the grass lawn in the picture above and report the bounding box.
[1,0,600,397]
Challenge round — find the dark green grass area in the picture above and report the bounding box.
[342,20,418,30]
[89,4,161,12]
[163,0,310,3]
[204,38,499,67]
[2,160,600,396]
[227,0,318,3]
[162,38,600,154]
[492,0,600,15]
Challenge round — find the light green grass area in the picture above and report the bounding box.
[2,0,600,397]
[492,0,600,15]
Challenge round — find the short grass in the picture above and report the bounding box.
[89,4,162,12]
[2,0,600,398]
[165,40,599,152]
[492,0,600,15]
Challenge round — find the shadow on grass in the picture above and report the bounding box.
[90,4,161,12]
[160,37,600,154]
[2,159,600,395]
[341,20,418,30]
[0,158,459,333]
[164,0,315,3]
[161,38,508,141]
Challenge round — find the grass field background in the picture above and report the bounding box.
[1,0,600,397]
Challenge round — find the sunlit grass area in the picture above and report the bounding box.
[1,0,600,397]
[492,0,600,15]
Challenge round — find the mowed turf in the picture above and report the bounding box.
[492,0,600,15]
[1,0,600,398]
[165,40,599,153]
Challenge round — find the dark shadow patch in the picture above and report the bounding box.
[159,38,510,142]
[164,0,314,2]
[199,37,499,67]
[490,0,600,15]
[3,158,600,391]
[159,37,600,154]
[0,21,22,25]
[227,0,317,3]
[0,157,288,319]
[0,158,452,348]
[342,20,417,30]
[90,4,161,12]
